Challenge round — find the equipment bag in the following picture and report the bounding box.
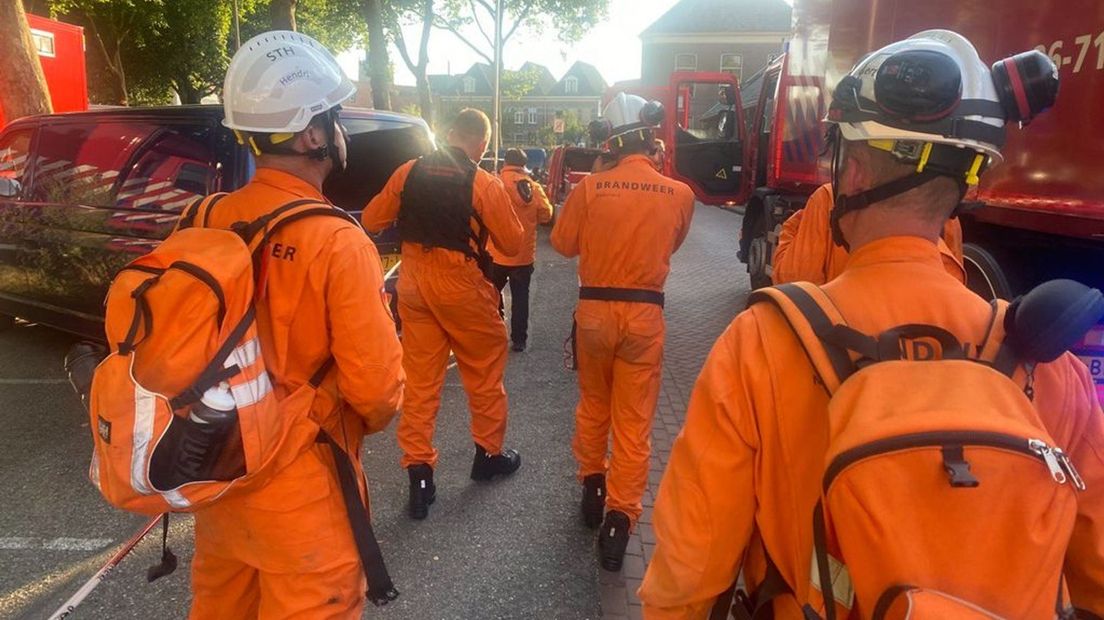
[747,282,1082,620]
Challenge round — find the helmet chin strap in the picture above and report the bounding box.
[830,171,940,250]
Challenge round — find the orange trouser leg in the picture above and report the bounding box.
[572,303,616,479]
[397,274,452,468]
[190,445,366,619]
[607,307,664,526]
[439,281,510,454]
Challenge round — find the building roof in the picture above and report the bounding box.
[641,0,792,37]
[547,61,608,97]
[520,62,557,95]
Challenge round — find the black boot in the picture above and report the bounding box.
[581,474,605,529]
[408,464,436,520]
[470,444,521,481]
[598,510,631,572]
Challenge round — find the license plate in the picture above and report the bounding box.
[1078,354,1104,379]
[380,253,401,275]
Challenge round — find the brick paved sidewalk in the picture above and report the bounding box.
[600,204,752,619]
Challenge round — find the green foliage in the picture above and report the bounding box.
[538,109,586,147]
[35,0,366,105]
[501,66,542,101]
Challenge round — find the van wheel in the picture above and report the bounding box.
[963,242,1013,301]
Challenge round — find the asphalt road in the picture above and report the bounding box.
[0,225,602,620]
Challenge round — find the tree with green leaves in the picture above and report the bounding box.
[33,0,365,106]
[44,0,166,105]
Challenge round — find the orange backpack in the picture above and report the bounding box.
[748,282,1082,620]
[88,193,398,603]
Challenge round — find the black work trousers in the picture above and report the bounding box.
[490,262,535,346]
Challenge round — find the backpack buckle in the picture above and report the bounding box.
[941,445,980,488]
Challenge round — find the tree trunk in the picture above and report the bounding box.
[363,0,391,110]
[416,0,434,127]
[416,74,433,128]
[269,0,297,31]
[0,0,53,121]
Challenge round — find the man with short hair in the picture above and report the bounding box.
[552,93,695,572]
[489,148,553,352]
[190,31,404,618]
[640,32,1104,618]
[364,108,525,520]
[772,182,966,284]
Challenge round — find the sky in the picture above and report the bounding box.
[336,0,686,88]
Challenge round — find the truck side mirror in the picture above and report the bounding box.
[0,177,21,198]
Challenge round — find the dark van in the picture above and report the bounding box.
[0,105,433,339]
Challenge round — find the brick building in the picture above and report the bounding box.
[640,0,792,87]
[432,60,607,147]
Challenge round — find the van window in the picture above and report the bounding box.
[30,122,215,209]
[119,126,217,210]
[0,128,33,188]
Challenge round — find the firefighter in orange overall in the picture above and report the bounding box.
[363,109,525,520]
[640,33,1104,618]
[190,32,404,618]
[489,148,553,352]
[552,93,696,571]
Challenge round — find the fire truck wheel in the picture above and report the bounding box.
[963,242,1013,301]
[746,208,772,290]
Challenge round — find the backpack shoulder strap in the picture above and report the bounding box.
[747,282,857,393]
[177,192,229,230]
[236,198,361,253]
[976,299,1019,377]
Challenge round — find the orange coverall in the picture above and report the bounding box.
[550,154,696,526]
[363,157,523,468]
[188,168,404,619]
[772,184,965,284]
[489,165,553,266]
[639,236,1104,618]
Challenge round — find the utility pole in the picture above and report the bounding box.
[492,0,503,170]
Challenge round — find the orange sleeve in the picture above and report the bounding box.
[640,317,761,618]
[550,179,587,258]
[324,228,404,432]
[672,185,696,253]
[534,181,554,225]
[1053,355,1104,614]
[771,184,833,285]
[474,171,524,257]
[362,160,413,234]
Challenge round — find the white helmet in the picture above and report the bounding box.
[825,30,1058,248]
[222,30,355,134]
[590,93,665,151]
[828,30,1058,166]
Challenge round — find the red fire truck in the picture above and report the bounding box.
[0,14,88,127]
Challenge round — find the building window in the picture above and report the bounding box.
[463,76,476,94]
[514,109,524,124]
[721,53,743,80]
[30,29,55,58]
[675,53,697,72]
[565,76,579,95]
[528,108,537,124]
[513,133,525,145]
